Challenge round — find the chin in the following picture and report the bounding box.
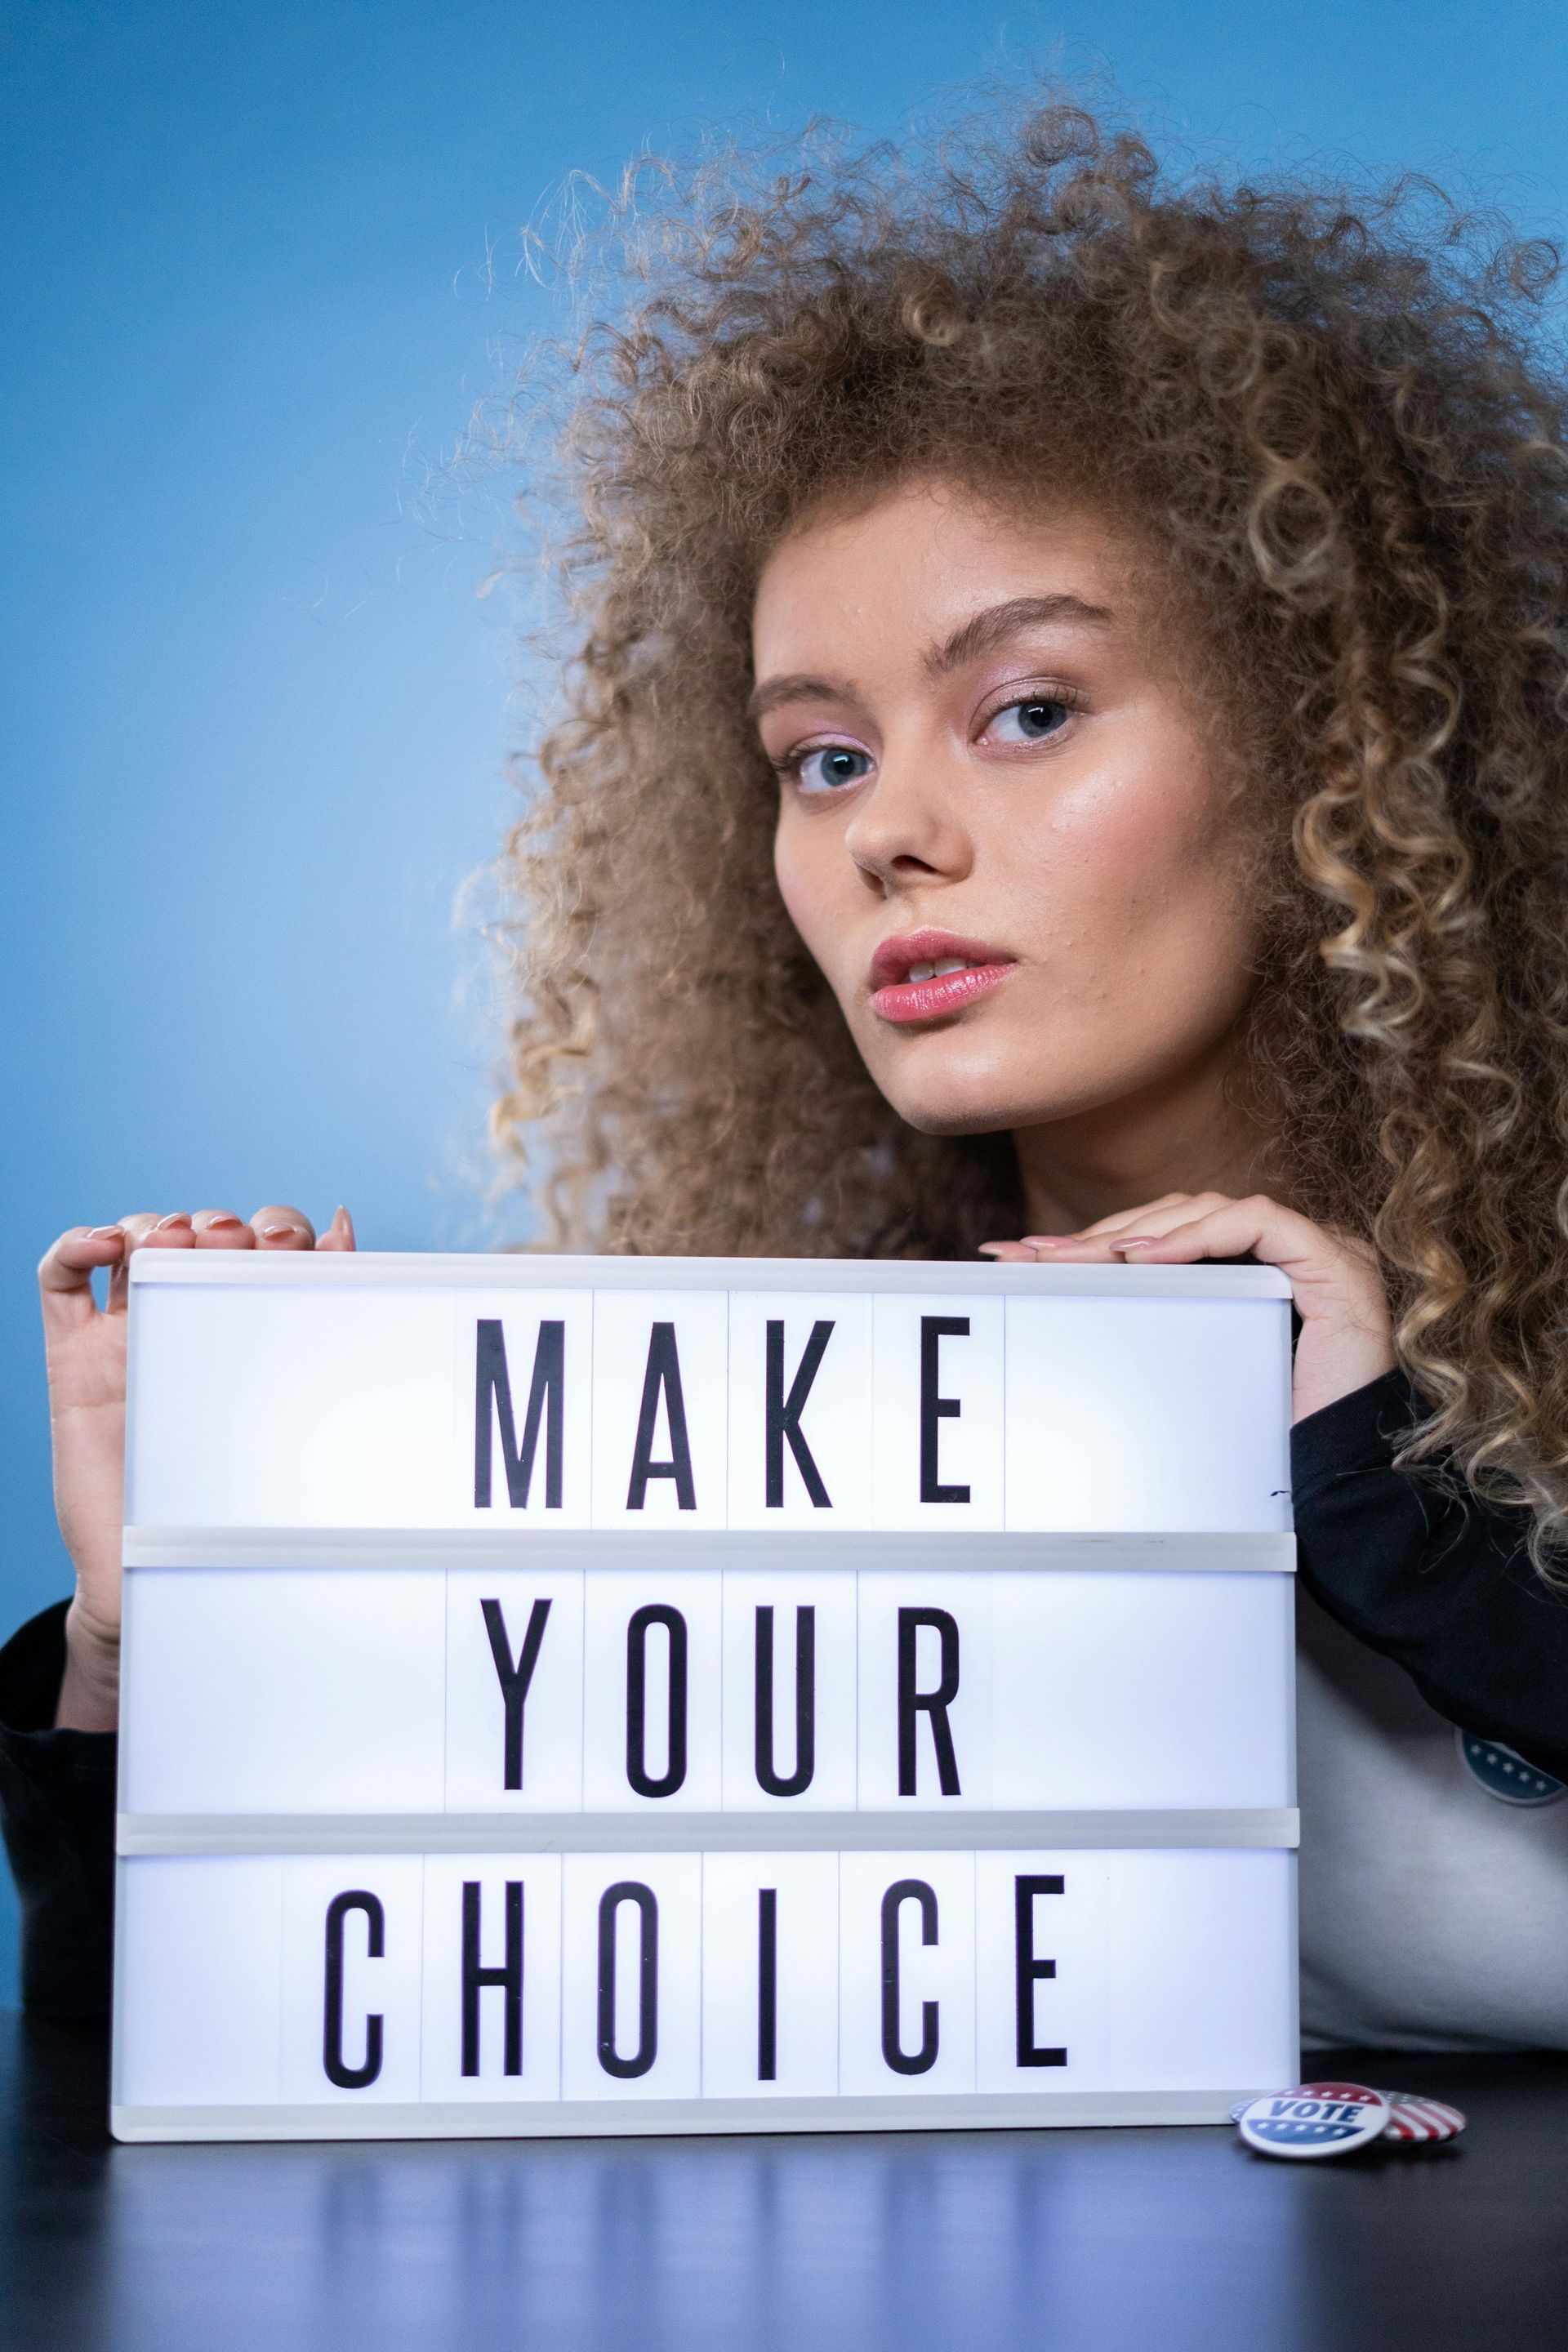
[893,1102,1020,1140]
[862,1025,1103,1140]
[872,1057,1049,1140]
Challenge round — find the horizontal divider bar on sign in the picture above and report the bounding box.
[131,1250,1294,1300]
[116,1807,1302,1855]
[122,1529,1298,1573]
[109,2085,1255,2142]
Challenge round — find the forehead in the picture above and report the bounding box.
[751,477,1146,665]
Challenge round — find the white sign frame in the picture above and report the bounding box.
[111,1252,1298,2141]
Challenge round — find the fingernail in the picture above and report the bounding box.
[1025,1236,1067,1250]
[155,1213,191,1231]
[332,1205,355,1241]
[258,1221,301,1241]
[89,1226,123,1240]
[203,1213,244,1230]
[978,1243,1005,1257]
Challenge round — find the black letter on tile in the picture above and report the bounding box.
[626,1604,688,1797]
[474,1320,565,1509]
[462,1879,524,2077]
[880,1878,938,2076]
[754,1605,815,1797]
[598,1882,658,2078]
[758,1887,778,2081]
[919,1316,971,1503]
[481,1597,552,1793]
[323,1890,385,2090]
[1014,1874,1067,2068]
[765,1319,834,1507]
[897,1607,961,1796]
[626,1323,697,1510]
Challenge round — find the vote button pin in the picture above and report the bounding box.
[1237,2081,1391,2159]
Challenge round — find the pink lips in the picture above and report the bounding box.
[869,929,1017,1026]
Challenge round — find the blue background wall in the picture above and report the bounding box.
[2,0,1565,1998]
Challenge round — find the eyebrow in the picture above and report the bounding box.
[746,671,862,724]
[924,594,1114,675]
[746,593,1114,724]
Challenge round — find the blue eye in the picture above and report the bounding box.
[796,745,872,794]
[988,697,1070,744]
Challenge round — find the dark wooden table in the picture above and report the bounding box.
[5,2013,1567,2350]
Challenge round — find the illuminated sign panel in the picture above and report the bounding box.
[112,1254,1297,2141]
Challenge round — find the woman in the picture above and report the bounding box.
[8,102,1568,2050]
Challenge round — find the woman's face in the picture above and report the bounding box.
[756,477,1259,1143]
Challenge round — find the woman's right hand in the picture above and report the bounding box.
[38,1204,355,1731]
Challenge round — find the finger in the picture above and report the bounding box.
[191,1210,256,1250]
[1027,1194,1237,1258]
[1024,1193,1199,1245]
[122,1212,196,1251]
[1018,1218,1178,1262]
[250,1204,317,1250]
[316,1205,356,1254]
[1026,1193,1236,1249]
[1022,1232,1127,1262]
[978,1241,1041,1261]
[1107,1198,1397,1394]
[40,1225,126,1294]
[109,1212,196,1310]
[38,1226,127,1338]
[1108,1196,1328,1277]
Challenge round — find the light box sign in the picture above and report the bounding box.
[111,1254,1298,2141]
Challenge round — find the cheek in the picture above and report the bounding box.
[773,813,844,971]
[1033,746,1242,950]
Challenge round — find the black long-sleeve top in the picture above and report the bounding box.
[4,1367,1567,2020]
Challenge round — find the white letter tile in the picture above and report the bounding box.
[121,1568,445,1817]
[701,1851,840,2098]
[871,1297,1004,1531]
[856,1570,994,1811]
[279,1857,425,2105]
[420,1855,564,2101]
[721,1568,858,1811]
[725,1294,874,1529]
[457,1292,594,1526]
[560,1852,702,2101]
[838,1851,976,2098]
[444,1568,586,1813]
[581,1570,723,1812]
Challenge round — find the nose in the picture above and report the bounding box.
[841,735,973,895]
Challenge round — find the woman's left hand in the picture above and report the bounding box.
[982,1192,1396,1423]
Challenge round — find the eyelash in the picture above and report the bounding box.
[773,685,1084,794]
[775,743,874,795]
[976,684,1084,742]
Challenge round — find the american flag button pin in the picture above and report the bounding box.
[1383,2094,1467,2145]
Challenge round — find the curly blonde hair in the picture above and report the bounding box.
[492,100,1568,1558]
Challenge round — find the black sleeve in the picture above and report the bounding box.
[0,1601,115,2020]
[1292,1369,1568,1781]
